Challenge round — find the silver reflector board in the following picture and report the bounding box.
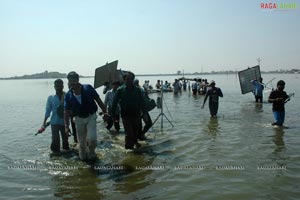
[238,65,261,94]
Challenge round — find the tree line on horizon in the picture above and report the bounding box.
[1,68,299,80]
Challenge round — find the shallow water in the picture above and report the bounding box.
[0,74,300,200]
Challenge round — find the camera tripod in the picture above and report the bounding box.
[152,81,174,130]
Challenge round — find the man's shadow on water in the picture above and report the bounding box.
[51,166,103,200]
[255,102,264,113]
[202,117,220,139]
[94,131,158,194]
[272,128,285,155]
[49,140,157,198]
[48,149,104,199]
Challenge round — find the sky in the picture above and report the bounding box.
[0,0,299,77]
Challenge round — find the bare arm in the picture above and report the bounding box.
[64,110,71,134]
[268,91,284,103]
[42,117,49,127]
[219,89,223,97]
[202,95,208,108]
[95,97,107,113]
[268,97,283,103]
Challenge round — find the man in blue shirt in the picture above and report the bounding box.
[251,77,264,103]
[64,71,107,161]
[42,79,69,153]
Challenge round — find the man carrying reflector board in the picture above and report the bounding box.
[251,77,264,103]
[238,65,261,95]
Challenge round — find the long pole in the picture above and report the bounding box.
[257,58,262,66]
[160,80,163,129]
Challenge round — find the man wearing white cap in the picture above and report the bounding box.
[201,80,223,117]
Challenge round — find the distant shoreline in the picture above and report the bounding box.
[1,70,299,80]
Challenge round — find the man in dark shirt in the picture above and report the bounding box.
[268,80,289,126]
[64,71,107,161]
[201,80,223,117]
[111,72,146,149]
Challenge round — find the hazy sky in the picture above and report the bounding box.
[0,0,299,77]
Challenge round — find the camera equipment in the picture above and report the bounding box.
[152,80,174,130]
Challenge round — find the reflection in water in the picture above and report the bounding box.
[51,165,103,200]
[115,152,155,194]
[48,141,157,199]
[206,117,219,136]
[255,103,263,113]
[272,128,285,155]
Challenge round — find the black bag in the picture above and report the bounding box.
[145,97,156,112]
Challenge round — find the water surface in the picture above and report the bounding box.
[0,74,299,199]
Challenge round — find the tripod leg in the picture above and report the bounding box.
[162,113,174,127]
[152,113,162,126]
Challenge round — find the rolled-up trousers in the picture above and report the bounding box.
[74,113,97,160]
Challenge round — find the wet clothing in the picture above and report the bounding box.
[183,81,187,90]
[45,94,69,153]
[104,89,120,131]
[112,85,146,149]
[137,87,153,139]
[138,112,152,139]
[273,111,285,126]
[173,81,182,94]
[269,89,289,126]
[70,117,78,143]
[206,87,223,116]
[252,80,264,103]
[192,82,198,95]
[50,125,69,153]
[74,113,97,160]
[64,84,100,160]
[122,117,140,149]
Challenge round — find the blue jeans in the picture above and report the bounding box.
[273,111,285,126]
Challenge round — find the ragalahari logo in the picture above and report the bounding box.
[260,2,297,10]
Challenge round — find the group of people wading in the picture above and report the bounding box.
[40,71,290,161]
[40,71,153,161]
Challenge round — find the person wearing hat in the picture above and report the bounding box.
[268,80,289,126]
[64,71,107,161]
[201,80,223,117]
